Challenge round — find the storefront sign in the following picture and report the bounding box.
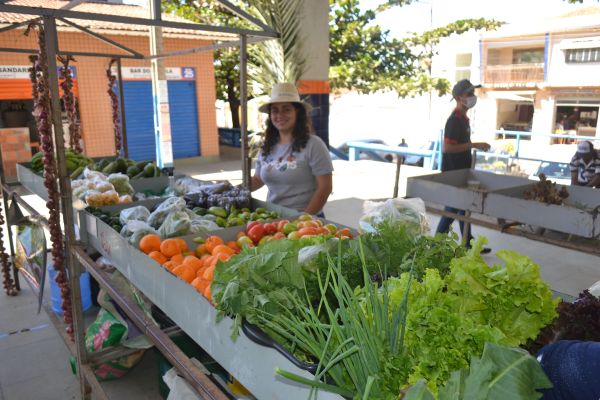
[119,67,195,81]
[0,65,77,79]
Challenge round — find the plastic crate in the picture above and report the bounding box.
[218,128,241,147]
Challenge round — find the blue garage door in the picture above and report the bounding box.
[120,80,200,161]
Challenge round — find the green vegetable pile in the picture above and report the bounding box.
[31,148,92,177]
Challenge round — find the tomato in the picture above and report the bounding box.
[246,221,260,234]
[272,232,286,240]
[247,224,266,244]
[276,219,289,232]
[236,230,247,240]
[287,231,301,240]
[298,227,319,237]
[258,235,273,246]
[236,235,254,248]
[335,228,353,238]
[263,222,277,235]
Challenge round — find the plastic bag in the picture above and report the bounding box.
[359,198,429,235]
[119,195,133,204]
[590,280,600,298]
[147,197,187,228]
[119,206,151,225]
[84,190,119,207]
[120,220,158,248]
[108,173,135,196]
[158,211,191,238]
[164,359,206,400]
[190,219,220,234]
[83,167,105,180]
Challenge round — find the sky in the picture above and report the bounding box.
[361,0,599,38]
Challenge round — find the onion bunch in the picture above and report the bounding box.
[0,203,18,296]
[26,23,73,337]
[58,55,82,153]
[106,59,122,156]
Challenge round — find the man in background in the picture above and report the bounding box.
[435,79,491,253]
[570,141,600,188]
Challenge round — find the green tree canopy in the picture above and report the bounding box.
[330,0,502,96]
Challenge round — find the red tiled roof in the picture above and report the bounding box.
[558,6,600,19]
[0,0,239,41]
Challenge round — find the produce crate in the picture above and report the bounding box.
[16,162,169,202]
[485,184,600,238]
[406,169,532,213]
[218,128,241,147]
[77,211,344,400]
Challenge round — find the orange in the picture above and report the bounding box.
[163,260,179,271]
[212,244,235,257]
[170,253,184,265]
[176,238,189,253]
[191,277,205,292]
[215,253,230,263]
[196,266,207,278]
[139,234,161,254]
[160,239,181,258]
[195,244,209,258]
[226,241,241,253]
[182,255,204,272]
[173,265,196,283]
[148,250,168,265]
[205,236,224,254]
[203,255,217,268]
[203,285,212,302]
[202,265,215,281]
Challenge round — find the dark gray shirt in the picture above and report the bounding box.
[255,135,333,212]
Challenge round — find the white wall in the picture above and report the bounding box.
[547,34,600,87]
[300,0,329,80]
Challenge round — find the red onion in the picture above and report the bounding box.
[26,23,74,338]
[106,59,122,156]
[0,203,18,296]
[58,56,82,153]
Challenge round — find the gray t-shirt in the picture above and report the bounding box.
[255,135,333,212]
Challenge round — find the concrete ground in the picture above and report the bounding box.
[1,145,599,399]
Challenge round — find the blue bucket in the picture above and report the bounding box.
[48,264,92,316]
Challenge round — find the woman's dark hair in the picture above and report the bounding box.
[261,102,312,157]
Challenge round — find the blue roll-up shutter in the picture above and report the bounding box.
[167,81,200,159]
[120,81,155,162]
[119,80,200,161]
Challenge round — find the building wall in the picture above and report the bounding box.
[0,29,218,158]
[547,32,600,87]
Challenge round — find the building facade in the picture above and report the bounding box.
[0,0,220,164]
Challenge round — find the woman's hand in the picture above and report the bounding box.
[304,174,332,215]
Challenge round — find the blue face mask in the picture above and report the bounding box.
[463,96,477,109]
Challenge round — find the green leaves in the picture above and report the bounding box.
[404,343,552,400]
[330,1,502,96]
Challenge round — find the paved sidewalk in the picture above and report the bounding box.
[1,146,598,399]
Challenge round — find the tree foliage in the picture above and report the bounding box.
[330,0,502,96]
[163,0,306,128]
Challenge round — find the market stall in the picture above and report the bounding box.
[1,3,600,400]
[0,1,278,398]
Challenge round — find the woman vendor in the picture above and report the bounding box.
[250,83,333,216]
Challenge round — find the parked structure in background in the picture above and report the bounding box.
[476,6,600,146]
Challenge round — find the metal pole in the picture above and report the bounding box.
[73,247,229,400]
[42,15,91,399]
[393,156,402,198]
[240,34,250,187]
[116,58,129,158]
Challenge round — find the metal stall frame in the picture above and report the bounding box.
[0,1,278,398]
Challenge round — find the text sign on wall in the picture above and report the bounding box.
[119,67,195,81]
[0,65,77,79]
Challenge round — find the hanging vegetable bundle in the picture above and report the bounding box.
[26,23,74,337]
[0,201,18,296]
[106,59,122,156]
[58,55,82,153]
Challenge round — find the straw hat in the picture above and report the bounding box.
[258,82,312,113]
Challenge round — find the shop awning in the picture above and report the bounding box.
[559,36,600,50]
[486,90,535,102]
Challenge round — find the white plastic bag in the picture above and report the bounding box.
[359,198,429,235]
[164,358,209,400]
[590,280,600,298]
[119,206,151,225]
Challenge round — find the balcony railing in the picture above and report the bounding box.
[483,63,544,85]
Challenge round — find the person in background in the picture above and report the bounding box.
[435,79,491,253]
[570,140,600,188]
[564,108,579,131]
[250,83,333,216]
